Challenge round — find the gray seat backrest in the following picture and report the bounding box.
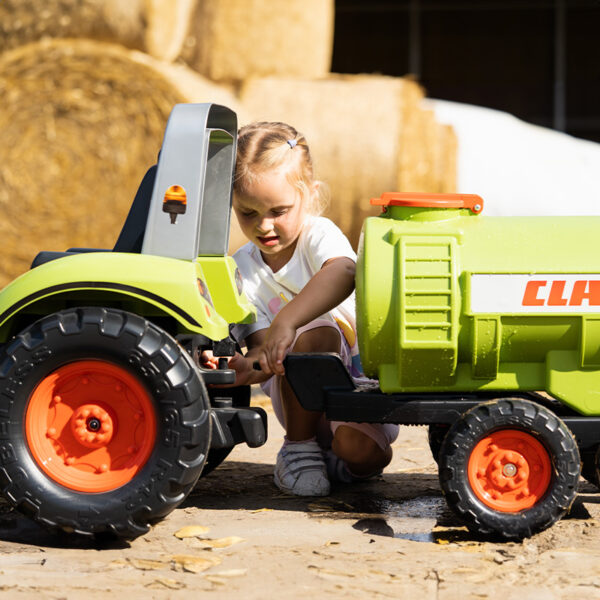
[141,103,237,260]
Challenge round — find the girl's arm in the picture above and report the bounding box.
[257,256,355,375]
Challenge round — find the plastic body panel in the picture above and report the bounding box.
[0,252,236,342]
[356,204,600,415]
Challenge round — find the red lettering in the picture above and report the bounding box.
[547,280,568,306]
[569,280,600,306]
[522,280,546,306]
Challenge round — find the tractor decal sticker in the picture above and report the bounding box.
[471,274,600,314]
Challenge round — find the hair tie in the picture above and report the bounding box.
[286,139,297,149]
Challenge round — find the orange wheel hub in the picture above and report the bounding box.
[26,361,157,493]
[467,429,552,512]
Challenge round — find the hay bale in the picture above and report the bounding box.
[240,74,456,247]
[0,0,147,53]
[179,0,334,82]
[0,38,241,287]
[144,0,197,62]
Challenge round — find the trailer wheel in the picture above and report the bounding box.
[581,446,600,489]
[0,308,210,538]
[439,398,580,540]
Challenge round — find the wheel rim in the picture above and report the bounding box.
[467,429,552,512]
[26,360,157,493]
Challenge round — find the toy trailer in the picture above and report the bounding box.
[286,192,600,540]
[0,104,265,538]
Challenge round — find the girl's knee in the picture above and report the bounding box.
[293,325,340,353]
[332,425,392,469]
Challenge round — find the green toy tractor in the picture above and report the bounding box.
[0,103,265,538]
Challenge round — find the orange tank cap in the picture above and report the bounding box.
[371,192,484,214]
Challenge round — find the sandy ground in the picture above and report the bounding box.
[0,397,599,600]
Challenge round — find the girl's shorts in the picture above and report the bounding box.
[260,318,399,452]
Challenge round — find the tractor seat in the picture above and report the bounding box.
[31,165,157,269]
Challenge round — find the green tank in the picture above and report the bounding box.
[357,192,600,416]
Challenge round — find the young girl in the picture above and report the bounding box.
[206,121,398,496]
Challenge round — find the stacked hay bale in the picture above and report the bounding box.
[0,0,456,286]
[0,0,147,53]
[240,75,457,247]
[0,38,240,286]
[177,0,334,82]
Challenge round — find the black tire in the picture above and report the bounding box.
[439,398,580,540]
[428,424,449,464]
[201,384,251,477]
[581,446,600,489]
[0,307,211,538]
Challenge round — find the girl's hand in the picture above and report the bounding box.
[200,350,257,386]
[200,349,219,370]
[257,319,296,376]
[227,352,256,386]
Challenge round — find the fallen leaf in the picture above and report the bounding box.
[324,541,340,547]
[145,577,186,590]
[308,565,356,580]
[174,525,210,539]
[194,536,245,549]
[171,554,222,574]
[209,569,248,578]
[250,508,273,514]
[128,558,169,571]
[107,559,128,569]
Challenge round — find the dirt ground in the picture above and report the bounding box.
[0,396,599,600]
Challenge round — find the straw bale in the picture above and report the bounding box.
[240,74,456,247]
[0,38,241,287]
[0,0,146,53]
[144,0,197,62]
[179,0,334,83]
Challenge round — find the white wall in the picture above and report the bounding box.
[424,99,600,216]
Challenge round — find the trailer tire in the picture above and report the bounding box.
[439,398,580,540]
[0,307,210,538]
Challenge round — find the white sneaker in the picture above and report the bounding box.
[274,440,330,496]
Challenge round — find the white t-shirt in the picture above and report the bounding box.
[232,215,358,353]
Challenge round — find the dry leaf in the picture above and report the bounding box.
[174,525,210,539]
[171,554,222,574]
[145,577,186,590]
[128,558,169,571]
[209,569,248,578]
[250,508,273,513]
[195,536,245,549]
[324,541,340,547]
[311,567,356,581]
[107,559,128,569]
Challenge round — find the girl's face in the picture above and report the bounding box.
[234,168,315,271]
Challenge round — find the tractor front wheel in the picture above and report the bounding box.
[0,307,211,538]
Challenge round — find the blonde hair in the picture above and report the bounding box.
[234,121,328,215]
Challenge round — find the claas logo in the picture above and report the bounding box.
[523,280,600,307]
